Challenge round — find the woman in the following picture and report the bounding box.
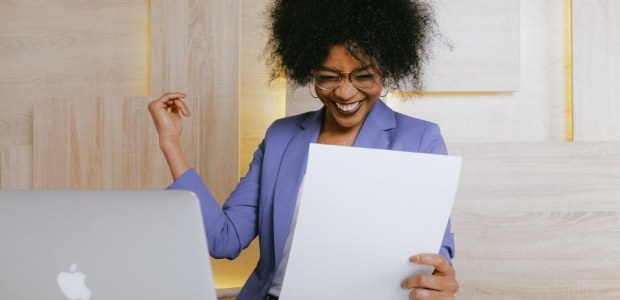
[148,0,459,299]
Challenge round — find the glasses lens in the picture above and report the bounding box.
[351,68,378,90]
[314,70,341,90]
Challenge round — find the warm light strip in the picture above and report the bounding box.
[391,91,508,98]
[565,0,574,141]
[146,1,151,95]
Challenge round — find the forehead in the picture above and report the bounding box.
[321,45,369,71]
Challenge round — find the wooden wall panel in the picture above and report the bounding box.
[0,100,33,147]
[449,142,620,299]
[32,97,198,189]
[192,0,240,203]
[573,0,620,141]
[150,1,189,93]
[449,142,620,212]
[151,0,239,202]
[0,145,32,189]
[0,0,149,98]
[151,1,242,290]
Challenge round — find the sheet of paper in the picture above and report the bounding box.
[280,144,462,299]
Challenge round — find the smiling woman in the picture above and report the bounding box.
[149,1,458,299]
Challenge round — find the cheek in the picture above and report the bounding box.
[364,87,382,101]
[316,89,331,103]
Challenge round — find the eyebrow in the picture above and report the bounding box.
[317,65,374,72]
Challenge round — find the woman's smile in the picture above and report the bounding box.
[332,99,365,115]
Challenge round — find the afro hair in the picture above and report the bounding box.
[265,0,436,92]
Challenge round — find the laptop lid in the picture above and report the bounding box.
[0,190,217,300]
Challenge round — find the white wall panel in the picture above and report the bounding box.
[423,0,520,92]
[573,0,620,141]
[388,0,568,142]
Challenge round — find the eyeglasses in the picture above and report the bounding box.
[312,66,380,91]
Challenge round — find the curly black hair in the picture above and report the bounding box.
[265,0,436,92]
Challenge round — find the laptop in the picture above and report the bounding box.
[0,190,217,300]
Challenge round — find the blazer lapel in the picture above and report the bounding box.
[272,109,322,265]
[353,100,395,149]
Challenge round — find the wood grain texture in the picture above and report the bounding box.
[0,0,149,98]
[192,0,240,203]
[455,261,620,299]
[573,0,620,141]
[0,145,32,189]
[151,0,239,202]
[450,142,620,299]
[32,97,198,189]
[150,0,189,94]
[152,0,241,289]
[0,100,33,147]
[449,142,620,212]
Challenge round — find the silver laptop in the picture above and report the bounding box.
[0,190,217,300]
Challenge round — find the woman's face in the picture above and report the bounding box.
[314,45,382,132]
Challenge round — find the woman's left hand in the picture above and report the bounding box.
[401,253,459,299]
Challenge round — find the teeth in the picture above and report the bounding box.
[335,100,362,112]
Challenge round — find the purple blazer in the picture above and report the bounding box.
[169,100,455,299]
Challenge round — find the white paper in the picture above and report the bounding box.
[280,144,462,299]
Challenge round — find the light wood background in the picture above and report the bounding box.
[1,0,619,299]
[449,142,620,299]
[0,0,239,194]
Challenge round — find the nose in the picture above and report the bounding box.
[333,74,357,100]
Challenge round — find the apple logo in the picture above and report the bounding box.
[57,264,92,300]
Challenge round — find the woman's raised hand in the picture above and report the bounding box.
[147,92,192,179]
[147,92,190,145]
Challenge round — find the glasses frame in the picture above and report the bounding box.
[312,66,380,91]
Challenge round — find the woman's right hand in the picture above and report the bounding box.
[147,92,191,145]
[147,92,192,179]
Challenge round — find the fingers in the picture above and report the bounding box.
[156,92,187,103]
[401,273,458,293]
[166,98,191,117]
[401,253,459,298]
[409,289,455,300]
[147,93,191,141]
[410,254,454,277]
[148,92,190,117]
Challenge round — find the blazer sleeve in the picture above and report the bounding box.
[168,141,266,259]
[419,123,455,263]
